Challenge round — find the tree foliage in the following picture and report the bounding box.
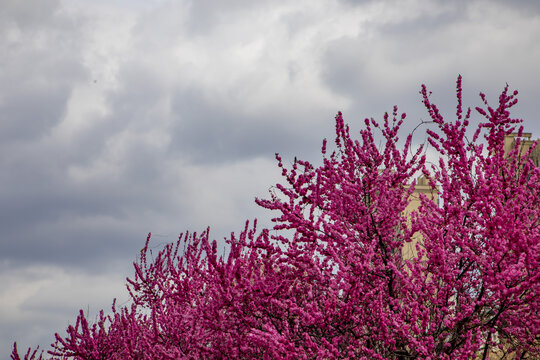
[13,77,539,359]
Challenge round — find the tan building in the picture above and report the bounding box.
[402,175,437,260]
[401,132,538,359]
[402,132,538,261]
[504,132,540,166]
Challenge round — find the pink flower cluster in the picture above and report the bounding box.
[13,77,539,359]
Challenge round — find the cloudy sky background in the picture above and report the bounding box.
[2,0,539,356]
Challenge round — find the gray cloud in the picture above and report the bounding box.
[185,0,266,35]
[0,3,87,143]
[493,0,540,14]
[0,0,60,29]
[2,0,540,356]
[169,87,328,164]
[319,0,540,138]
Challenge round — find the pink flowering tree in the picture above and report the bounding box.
[13,77,539,359]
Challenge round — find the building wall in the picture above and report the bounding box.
[504,132,540,166]
[402,132,538,262]
[402,176,437,260]
[401,132,537,359]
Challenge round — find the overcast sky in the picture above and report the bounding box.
[2,0,540,356]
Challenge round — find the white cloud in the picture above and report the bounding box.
[0,261,130,356]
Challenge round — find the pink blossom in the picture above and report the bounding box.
[12,77,539,359]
